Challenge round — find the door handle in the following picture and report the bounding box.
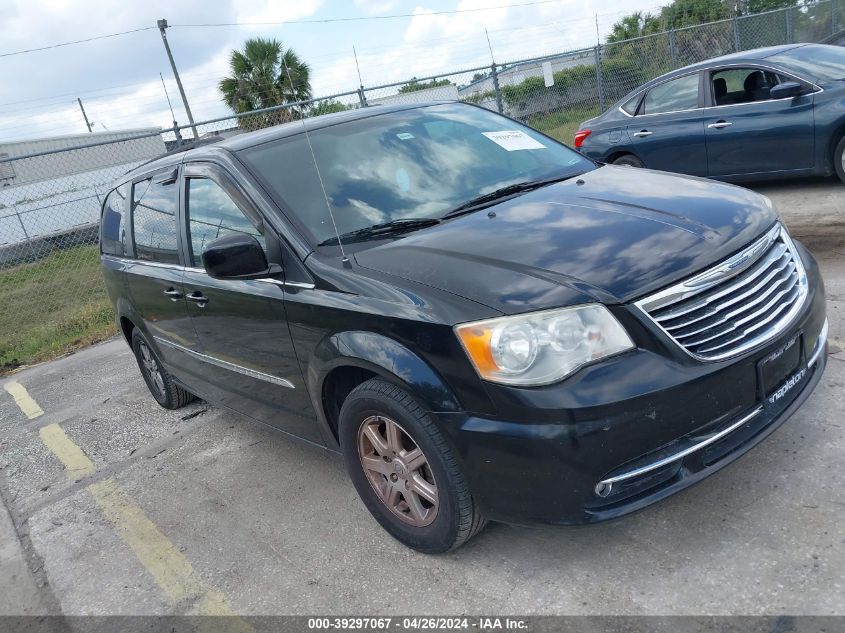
[186,291,209,307]
[163,288,183,301]
[632,130,653,138]
[708,121,732,129]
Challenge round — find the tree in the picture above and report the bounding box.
[607,12,661,42]
[398,78,453,94]
[607,0,802,43]
[219,38,312,130]
[309,99,350,117]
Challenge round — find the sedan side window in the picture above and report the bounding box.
[641,74,700,115]
[711,68,785,106]
[132,177,180,265]
[186,178,266,268]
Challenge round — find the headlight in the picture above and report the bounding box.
[455,305,634,386]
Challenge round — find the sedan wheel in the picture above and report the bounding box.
[612,154,644,168]
[836,136,845,185]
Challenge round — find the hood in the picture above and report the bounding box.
[354,165,778,315]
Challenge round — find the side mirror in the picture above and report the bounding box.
[770,81,803,100]
[202,233,281,280]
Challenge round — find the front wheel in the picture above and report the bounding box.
[339,378,486,553]
[834,136,845,184]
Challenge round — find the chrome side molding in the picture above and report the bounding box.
[153,337,295,389]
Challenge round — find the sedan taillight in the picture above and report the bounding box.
[574,129,592,149]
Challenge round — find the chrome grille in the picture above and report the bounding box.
[636,224,808,361]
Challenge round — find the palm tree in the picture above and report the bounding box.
[219,38,312,130]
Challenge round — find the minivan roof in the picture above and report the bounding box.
[123,101,455,181]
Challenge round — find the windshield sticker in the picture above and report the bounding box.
[396,132,415,140]
[482,130,546,151]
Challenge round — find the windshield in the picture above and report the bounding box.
[239,103,594,246]
[768,44,845,82]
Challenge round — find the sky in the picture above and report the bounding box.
[0,0,663,142]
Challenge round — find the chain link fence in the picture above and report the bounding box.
[1,0,842,370]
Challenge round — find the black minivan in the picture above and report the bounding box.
[100,102,827,553]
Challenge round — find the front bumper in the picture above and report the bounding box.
[438,244,827,526]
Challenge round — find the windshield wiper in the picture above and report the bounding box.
[442,174,581,219]
[317,217,441,246]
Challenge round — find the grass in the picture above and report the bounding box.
[526,106,601,147]
[0,245,117,373]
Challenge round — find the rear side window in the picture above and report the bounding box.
[185,178,265,268]
[642,74,700,115]
[620,94,641,115]
[101,184,128,256]
[132,176,180,265]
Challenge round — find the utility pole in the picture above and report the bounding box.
[77,98,93,133]
[157,18,198,139]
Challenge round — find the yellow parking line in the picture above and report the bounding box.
[4,381,44,419]
[39,424,96,480]
[38,422,252,629]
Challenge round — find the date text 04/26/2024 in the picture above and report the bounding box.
[306,617,529,630]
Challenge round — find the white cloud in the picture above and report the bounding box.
[353,0,399,15]
[0,0,660,140]
[235,0,323,25]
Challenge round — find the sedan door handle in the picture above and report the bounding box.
[186,291,209,307]
[163,288,183,301]
[632,130,653,138]
[708,121,733,129]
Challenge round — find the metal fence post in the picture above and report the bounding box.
[594,45,605,112]
[15,211,39,263]
[785,8,793,43]
[833,0,838,34]
[669,29,677,67]
[733,15,741,52]
[357,86,368,108]
[491,64,504,114]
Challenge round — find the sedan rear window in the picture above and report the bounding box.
[239,103,594,246]
[768,44,845,82]
[642,74,700,115]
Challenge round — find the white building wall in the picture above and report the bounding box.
[0,129,165,187]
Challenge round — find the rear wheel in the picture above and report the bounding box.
[131,329,194,410]
[834,136,845,184]
[339,378,486,553]
[612,153,644,168]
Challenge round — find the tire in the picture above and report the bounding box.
[131,329,195,410]
[338,378,486,553]
[834,136,845,185]
[612,154,644,168]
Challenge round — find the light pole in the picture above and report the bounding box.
[157,19,198,139]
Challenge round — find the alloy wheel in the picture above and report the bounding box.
[357,415,439,527]
[138,341,165,397]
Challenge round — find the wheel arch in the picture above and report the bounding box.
[309,331,463,445]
